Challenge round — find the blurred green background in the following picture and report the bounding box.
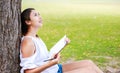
[22,0,120,71]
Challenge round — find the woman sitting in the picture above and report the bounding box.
[20,8,103,73]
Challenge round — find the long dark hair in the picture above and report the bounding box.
[21,8,35,36]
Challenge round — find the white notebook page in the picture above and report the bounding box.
[49,35,67,58]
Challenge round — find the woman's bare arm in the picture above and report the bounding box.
[25,59,59,73]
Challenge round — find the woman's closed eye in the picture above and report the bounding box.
[34,13,38,16]
[34,13,40,16]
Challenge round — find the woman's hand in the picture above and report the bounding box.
[65,37,71,44]
[50,53,61,64]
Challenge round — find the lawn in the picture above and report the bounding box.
[22,0,120,72]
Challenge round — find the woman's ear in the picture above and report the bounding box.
[25,20,31,25]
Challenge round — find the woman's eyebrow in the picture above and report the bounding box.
[32,12,36,15]
[34,12,38,15]
[32,12,40,15]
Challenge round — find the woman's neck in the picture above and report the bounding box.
[26,27,38,37]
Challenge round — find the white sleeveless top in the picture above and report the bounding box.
[20,36,59,73]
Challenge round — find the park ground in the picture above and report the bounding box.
[22,0,120,72]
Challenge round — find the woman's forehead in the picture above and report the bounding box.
[31,10,39,14]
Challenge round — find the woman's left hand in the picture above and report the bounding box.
[65,37,71,44]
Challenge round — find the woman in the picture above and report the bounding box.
[20,8,103,73]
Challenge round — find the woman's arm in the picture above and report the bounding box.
[21,37,60,73]
[25,57,60,73]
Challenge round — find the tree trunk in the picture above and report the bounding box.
[0,0,21,73]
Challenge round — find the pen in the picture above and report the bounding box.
[44,58,55,62]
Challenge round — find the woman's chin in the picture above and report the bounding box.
[38,23,43,27]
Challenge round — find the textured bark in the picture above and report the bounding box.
[0,0,21,73]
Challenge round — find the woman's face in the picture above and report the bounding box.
[29,10,42,28]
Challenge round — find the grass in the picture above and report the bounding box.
[22,0,120,71]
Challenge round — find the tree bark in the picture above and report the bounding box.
[0,0,21,73]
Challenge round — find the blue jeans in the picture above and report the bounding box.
[57,64,63,73]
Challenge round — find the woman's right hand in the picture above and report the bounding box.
[50,53,61,64]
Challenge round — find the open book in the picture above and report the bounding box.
[44,35,67,62]
[49,35,67,57]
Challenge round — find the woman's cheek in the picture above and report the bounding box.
[31,17,42,27]
[36,21,42,27]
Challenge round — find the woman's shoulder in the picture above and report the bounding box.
[20,36,36,58]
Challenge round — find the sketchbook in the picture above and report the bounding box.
[49,35,67,58]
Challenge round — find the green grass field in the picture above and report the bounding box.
[22,0,120,71]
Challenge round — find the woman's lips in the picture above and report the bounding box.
[39,20,42,23]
